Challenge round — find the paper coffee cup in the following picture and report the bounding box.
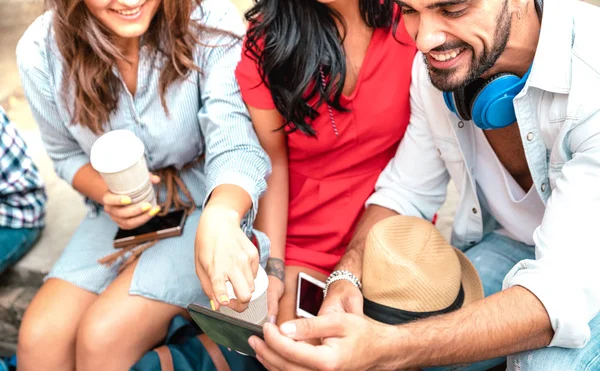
[219,265,269,325]
[90,130,157,207]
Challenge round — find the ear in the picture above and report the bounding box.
[507,0,529,16]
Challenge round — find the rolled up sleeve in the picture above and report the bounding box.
[503,111,600,348]
[366,56,449,221]
[197,2,271,233]
[16,18,89,186]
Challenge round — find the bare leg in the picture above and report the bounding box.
[75,262,187,371]
[17,278,98,371]
[277,265,327,325]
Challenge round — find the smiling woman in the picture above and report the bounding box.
[49,0,209,133]
[15,0,271,370]
[83,0,162,38]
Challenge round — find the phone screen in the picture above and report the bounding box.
[188,304,263,357]
[298,277,325,317]
[114,209,186,240]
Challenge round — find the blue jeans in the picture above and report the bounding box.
[0,227,42,275]
[428,232,600,371]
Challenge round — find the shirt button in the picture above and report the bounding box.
[458,121,465,129]
[472,207,478,214]
[541,183,547,192]
[526,132,534,141]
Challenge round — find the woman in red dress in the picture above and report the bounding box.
[236,0,416,323]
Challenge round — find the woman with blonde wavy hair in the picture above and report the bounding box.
[16,0,270,369]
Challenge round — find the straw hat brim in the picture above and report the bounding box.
[453,247,484,306]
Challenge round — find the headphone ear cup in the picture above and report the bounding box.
[443,90,470,121]
[443,91,458,117]
[452,88,472,122]
[451,78,487,123]
[471,73,520,130]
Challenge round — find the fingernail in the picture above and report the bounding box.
[141,202,152,212]
[248,337,256,349]
[210,300,215,311]
[149,206,161,216]
[219,295,229,305]
[268,315,276,324]
[280,322,296,337]
[121,196,131,205]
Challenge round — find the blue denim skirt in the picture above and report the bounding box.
[47,209,269,308]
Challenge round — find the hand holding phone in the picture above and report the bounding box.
[113,209,187,248]
[103,173,162,231]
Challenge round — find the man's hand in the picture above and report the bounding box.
[319,280,363,316]
[249,313,391,371]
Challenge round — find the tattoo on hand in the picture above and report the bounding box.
[266,258,285,282]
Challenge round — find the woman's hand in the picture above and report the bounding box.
[266,258,286,323]
[195,204,260,312]
[102,174,161,230]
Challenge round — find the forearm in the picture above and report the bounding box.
[254,164,288,260]
[205,184,253,224]
[381,286,553,369]
[335,205,398,279]
[72,163,109,204]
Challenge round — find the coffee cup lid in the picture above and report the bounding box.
[90,130,145,174]
[225,265,269,301]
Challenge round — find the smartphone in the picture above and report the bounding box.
[187,303,264,357]
[296,272,326,318]
[113,209,187,248]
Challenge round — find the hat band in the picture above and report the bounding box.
[363,285,465,325]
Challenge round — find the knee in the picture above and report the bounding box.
[18,307,68,357]
[464,249,504,298]
[508,345,598,371]
[76,309,122,358]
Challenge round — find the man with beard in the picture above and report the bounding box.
[247,0,600,369]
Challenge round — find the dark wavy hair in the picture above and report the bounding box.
[244,0,400,136]
[48,0,219,133]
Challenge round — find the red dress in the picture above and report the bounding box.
[236,23,416,275]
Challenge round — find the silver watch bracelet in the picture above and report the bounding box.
[323,270,362,298]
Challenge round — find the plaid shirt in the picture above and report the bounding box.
[0,106,46,228]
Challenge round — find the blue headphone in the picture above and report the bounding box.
[443,67,531,130]
[442,0,543,130]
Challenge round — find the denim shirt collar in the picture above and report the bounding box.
[527,0,574,95]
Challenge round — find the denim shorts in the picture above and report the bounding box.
[47,209,270,308]
[0,227,42,275]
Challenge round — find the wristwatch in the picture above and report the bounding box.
[323,270,362,298]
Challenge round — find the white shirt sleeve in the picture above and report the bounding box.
[503,111,600,348]
[366,55,450,221]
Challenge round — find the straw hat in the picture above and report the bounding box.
[362,216,483,325]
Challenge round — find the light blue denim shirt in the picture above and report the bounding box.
[367,0,600,348]
[16,0,271,236]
